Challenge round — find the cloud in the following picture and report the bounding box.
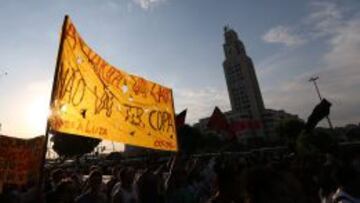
[262,26,306,47]
[174,87,231,124]
[320,17,360,124]
[132,0,165,10]
[263,15,360,126]
[305,1,343,37]
[262,1,344,47]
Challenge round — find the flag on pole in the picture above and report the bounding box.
[49,16,178,151]
[175,109,187,129]
[207,107,234,139]
[305,98,332,132]
[207,107,229,130]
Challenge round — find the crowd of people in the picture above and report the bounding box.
[1,147,360,203]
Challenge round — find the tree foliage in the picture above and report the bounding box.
[346,126,360,141]
[275,119,305,149]
[177,125,226,154]
[51,132,101,158]
[296,129,337,157]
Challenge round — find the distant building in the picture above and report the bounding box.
[223,26,265,121]
[195,27,301,143]
[262,109,300,138]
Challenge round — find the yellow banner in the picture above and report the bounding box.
[49,17,178,151]
[0,135,45,186]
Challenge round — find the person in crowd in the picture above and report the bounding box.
[238,166,304,203]
[111,167,138,203]
[107,165,121,198]
[137,166,164,203]
[165,159,198,203]
[4,141,360,203]
[47,169,66,202]
[69,171,83,195]
[82,165,107,194]
[75,170,107,203]
[46,179,76,203]
[318,153,340,203]
[332,151,360,203]
[0,185,21,203]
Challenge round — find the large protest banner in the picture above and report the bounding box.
[0,135,45,187]
[49,16,178,151]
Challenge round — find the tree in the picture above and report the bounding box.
[177,125,229,154]
[275,119,305,149]
[296,129,337,157]
[51,132,101,158]
[346,126,360,141]
[202,132,223,152]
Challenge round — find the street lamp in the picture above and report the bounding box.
[309,76,333,129]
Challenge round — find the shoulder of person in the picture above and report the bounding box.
[332,188,360,203]
[75,192,90,203]
[111,182,122,195]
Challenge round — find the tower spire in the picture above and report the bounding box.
[222,28,264,116]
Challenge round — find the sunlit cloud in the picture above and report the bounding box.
[132,0,166,10]
[262,25,306,47]
[25,80,52,135]
[27,80,52,93]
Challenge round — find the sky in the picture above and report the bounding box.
[0,0,360,142]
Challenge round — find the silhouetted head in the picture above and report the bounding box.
[120,167,135,188]
[56,179,76,202]
[88,170,102,192]
[51,169,65,186]
[240,166,303,203]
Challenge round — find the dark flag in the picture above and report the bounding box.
[175,109,187,129]
[207,107,234,139]
[305,98,332,132]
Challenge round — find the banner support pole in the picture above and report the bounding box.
[165,90,181,192]
[170,90,179,152]
[37,15,69,188]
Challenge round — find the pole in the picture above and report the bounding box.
[112,141,115,152]
[309,77,334,129]
[165,90,182,192]
[170,90,180,152]
[312,80,322,101]
[38,15,69,187]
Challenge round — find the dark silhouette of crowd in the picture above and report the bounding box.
[1,147,360,203]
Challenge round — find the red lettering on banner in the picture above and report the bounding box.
[149,110,175,133]
[153,139,175,149]
[150,84,171,103]
[132,77,148,97]
[65,23,127,91]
